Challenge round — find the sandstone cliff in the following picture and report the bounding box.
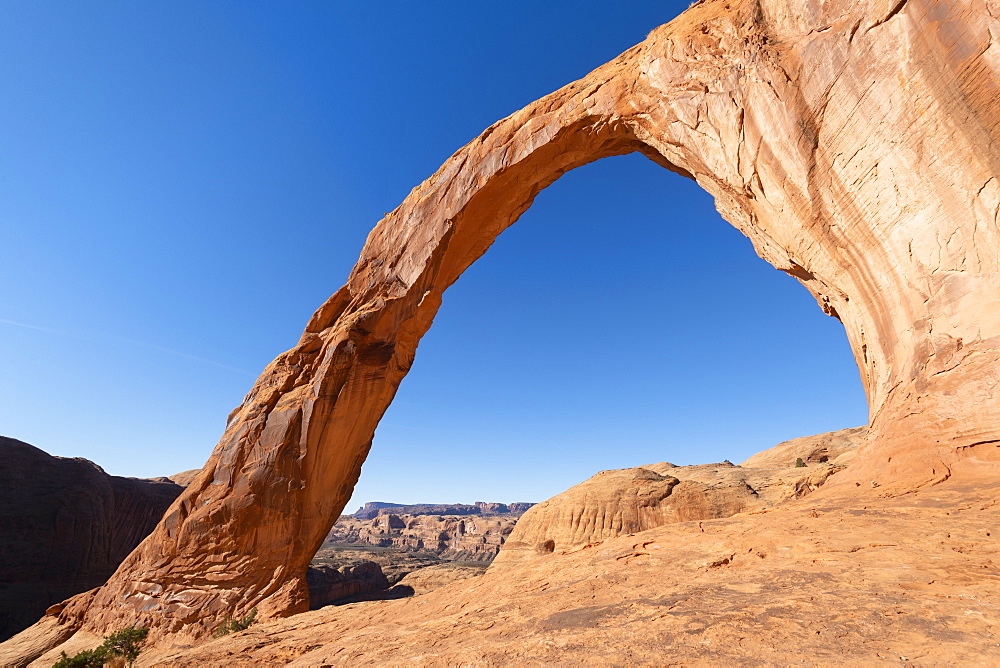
[0,437,182,641]
[6,0,1000,657]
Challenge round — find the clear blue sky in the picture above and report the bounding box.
[0,2,867,511]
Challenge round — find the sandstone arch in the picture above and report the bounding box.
[7,0,1000,656]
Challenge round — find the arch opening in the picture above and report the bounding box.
[346,152,867,511]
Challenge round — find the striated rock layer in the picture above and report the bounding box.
[491,427,864,570]
[7,0,1000,655]
[0,437,182,641]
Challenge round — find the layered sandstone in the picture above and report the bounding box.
[7,0,1000,657]
[492,427,864,570]
[0,437,182,641]
[327,513,518,562]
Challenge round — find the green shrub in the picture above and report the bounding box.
[102,626,149,667]
[52,626,149,668]
[213,608,258,638]
[53,648,108,668]
[795,457,806,468]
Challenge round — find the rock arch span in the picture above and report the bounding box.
[7,0,999,655]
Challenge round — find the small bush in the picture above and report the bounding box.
[795,457,806,468]
[213,608,258,638]
[53,648,108,668]
[52,626,148,668]
[102,626,149,667]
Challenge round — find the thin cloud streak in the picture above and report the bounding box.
[0,318,256,377]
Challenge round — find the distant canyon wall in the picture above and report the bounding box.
[327,513,520,562]
[352,501,534,520]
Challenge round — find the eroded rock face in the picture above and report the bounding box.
[491,427,864,570]
[0,437,182,641]
[9,0,1000,654]
[327,513,518,562]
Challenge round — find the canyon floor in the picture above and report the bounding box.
[125,478,1000,666]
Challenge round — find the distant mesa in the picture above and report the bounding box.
[352,501,535,520]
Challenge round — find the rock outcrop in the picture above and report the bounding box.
[0,437,182,641]
[491,427,864,570]
[8,0,1000,656]
[327,513,518,562]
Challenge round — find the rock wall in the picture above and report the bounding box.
[9,0,1000,654]
[327,513,518,562]
[0,437,182,641]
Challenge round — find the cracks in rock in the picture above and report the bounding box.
[866,0,909,33]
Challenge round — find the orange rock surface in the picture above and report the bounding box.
[4,0,1000,662]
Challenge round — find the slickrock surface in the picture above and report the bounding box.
[327,513,518,562]
[137,480,1000,666]
[492,428,863,570]
[7,0,1000,658]
[0,437,182,641]
[393,564,486,596]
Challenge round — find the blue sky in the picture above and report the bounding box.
[0,2,867,510]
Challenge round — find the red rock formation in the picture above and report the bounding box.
[7,0,1000,657]
[0,437,182,641]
